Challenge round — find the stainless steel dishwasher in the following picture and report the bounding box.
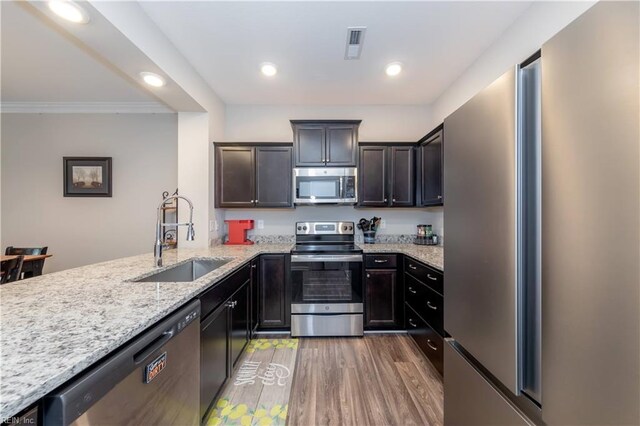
[43,300,201,426]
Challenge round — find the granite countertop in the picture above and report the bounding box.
[0,242,442,419]
[0,243,291,420]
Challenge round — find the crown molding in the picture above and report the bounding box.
[0,101,175,114]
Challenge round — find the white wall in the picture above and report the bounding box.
[224,105,431,142]
[1,113,178,272]
[221,104,443,239]
[428,1,595,128]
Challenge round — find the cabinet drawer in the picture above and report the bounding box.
[365,254,397,269]
[405,258,443,295]
[201,263,251,318]
[405,275,444,336]
[406,304,443,375]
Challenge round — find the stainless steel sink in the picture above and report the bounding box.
[134,259,230,282]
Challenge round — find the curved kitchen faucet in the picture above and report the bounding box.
[154,195,195,267]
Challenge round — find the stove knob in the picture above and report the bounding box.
[343,225,347,231]
[348,225,353,231]
[303,226,308,231]
[297,226,302,231]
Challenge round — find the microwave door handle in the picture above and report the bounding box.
[339,176,344,198]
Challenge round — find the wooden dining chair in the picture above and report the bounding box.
[1,255,24,284]
[5,246,48,278]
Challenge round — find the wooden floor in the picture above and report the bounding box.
[287,334,444,426]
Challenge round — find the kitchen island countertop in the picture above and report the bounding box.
[0,242,442,419]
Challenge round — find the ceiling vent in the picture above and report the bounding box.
[345,27,367,60]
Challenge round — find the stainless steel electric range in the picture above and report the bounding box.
[290,221,364,337]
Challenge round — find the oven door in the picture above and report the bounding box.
[290,254,363,313]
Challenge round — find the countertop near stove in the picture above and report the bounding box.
[0,243,291,420]
[361,244,443,271]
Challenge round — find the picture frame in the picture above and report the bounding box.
[63,157,112,197]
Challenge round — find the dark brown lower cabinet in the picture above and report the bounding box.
[200,302,229,421]
[230,283,250,368]
[259,254,290,329]
[200,267,251,422]
[250,259,259,338]
[365,269,402,329]
[406,303,443,375]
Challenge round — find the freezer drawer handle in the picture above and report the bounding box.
[408,264,417,270]
[427,274,437,281]
[408,286,417,294]
[408,318,417,327]
[133,330,174,365]
[427,301,438,310]
[426,340,438,351]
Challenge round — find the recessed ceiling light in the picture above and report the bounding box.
[140,72,166,88]
[260,63,278,77]
[48,0,90,24]
[385,62,403,77]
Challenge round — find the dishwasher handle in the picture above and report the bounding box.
[133,330,174,365]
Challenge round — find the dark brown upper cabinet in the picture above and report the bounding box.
[419,126,444,206]
[215,144,293,208]
[291,120,360,167]
[358,144,415,207]
[215,146,255,208]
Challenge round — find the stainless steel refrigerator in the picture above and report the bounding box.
[443,1,639,424]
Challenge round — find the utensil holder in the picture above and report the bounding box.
[363,231,376,244]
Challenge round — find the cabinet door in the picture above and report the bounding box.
[420,130,443,206]
[326,124,357,166]
[216,146,255,208]
[256,147,293,207]
[200,305,229,420]
[259,254,289,328]
[365,269,401,329]
[250,259,259,337]
[230,282,250,368]
[358,146,388,206]
[294,125,326,166]
[390,146,415,206]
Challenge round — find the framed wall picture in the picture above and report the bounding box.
[63,157,112,197]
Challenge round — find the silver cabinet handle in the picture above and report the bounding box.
[251,264,257,269]
[392,198,396,202]
[408,287,417,294]
[366,273,370,278]
[408,319,417,327]
[427,274,437,281]
[226,301,234,308]
[426,340,438,351]
[374,259,388,263]
[427,301,437,310]
[437,195,443,199]
[255,200,259,204]
[408,264,417,270]
[384,198,388,202]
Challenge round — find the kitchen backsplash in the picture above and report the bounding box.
[222,206,444,239]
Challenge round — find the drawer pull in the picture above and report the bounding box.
[408,319,417,327]
[427,274,438,281]
[374,259,388,263]
[426,339,438,351]
[367,273,371,278]
[427,301,438,310]
[408,264,417,270]
[408,287,417,294]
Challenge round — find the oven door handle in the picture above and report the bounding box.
[291,254,363,263]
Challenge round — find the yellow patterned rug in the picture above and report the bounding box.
[207,338,299,426]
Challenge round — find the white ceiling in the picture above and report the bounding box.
[140,1,533,105]
[1,1,159,104]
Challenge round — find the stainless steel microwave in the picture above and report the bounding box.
[293,167,357,205]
